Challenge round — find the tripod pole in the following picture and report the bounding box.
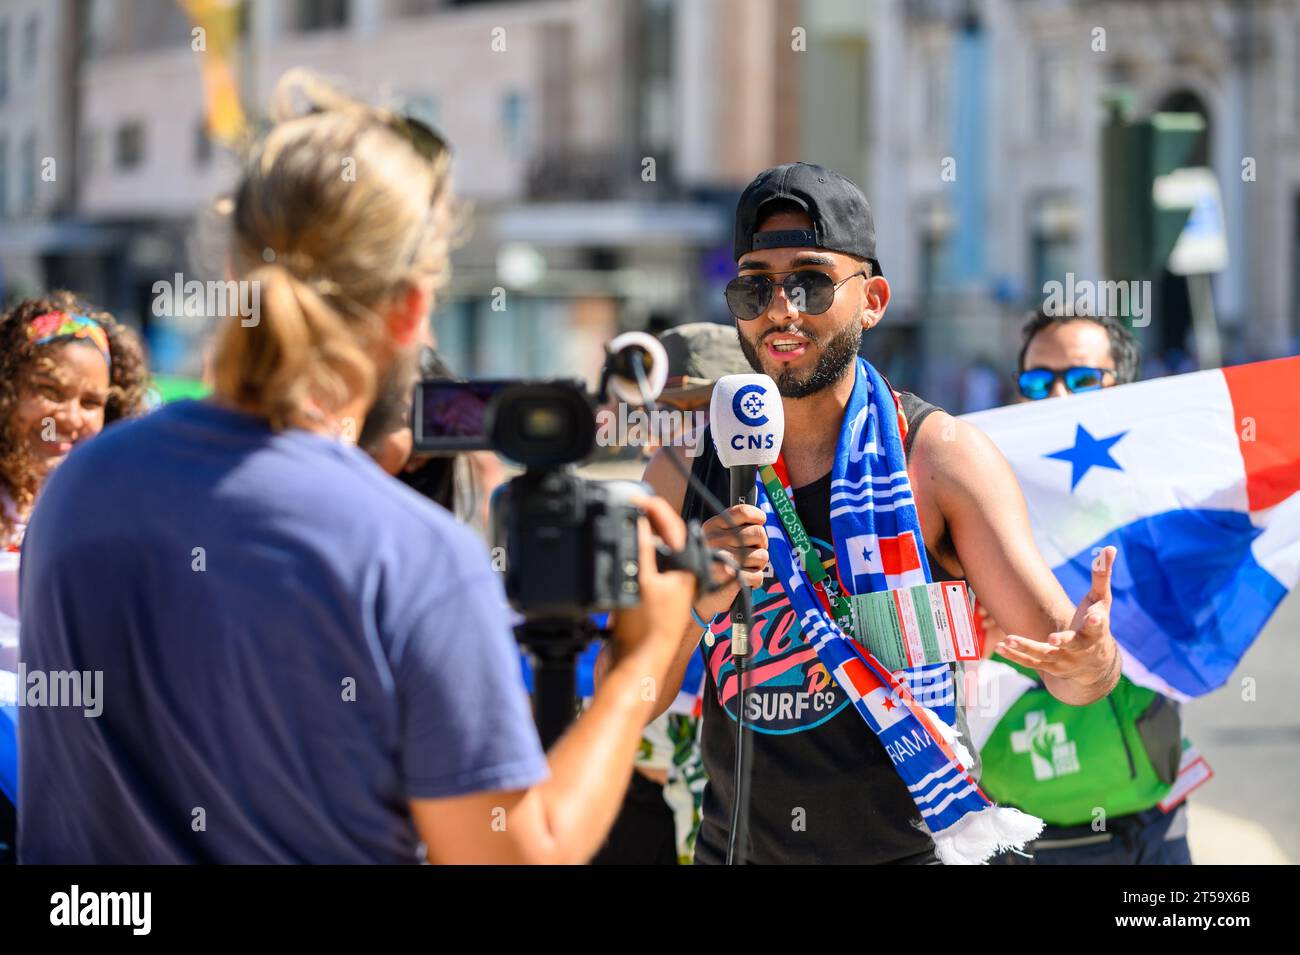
[535,649,578,750]
[519,620,590,750]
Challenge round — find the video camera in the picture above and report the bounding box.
[410,333,715,744]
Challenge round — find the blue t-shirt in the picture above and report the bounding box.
[18,400,547,863]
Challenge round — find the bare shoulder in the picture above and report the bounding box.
[909,410,1018,503]
[642,444,692,514]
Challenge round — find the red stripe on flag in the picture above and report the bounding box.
[837,656,878,699]
[880,531,922,576]
[1223,357,1300,511]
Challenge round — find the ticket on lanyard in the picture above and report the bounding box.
[1157,741,1214,813]
[849,580,981,671]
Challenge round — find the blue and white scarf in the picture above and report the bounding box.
[754,357,1043,864]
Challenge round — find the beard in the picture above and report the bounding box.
[358,345,420,454]
[736,319,862,398]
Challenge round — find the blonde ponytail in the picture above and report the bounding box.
[212,263,379,432]
[211,69,457,430]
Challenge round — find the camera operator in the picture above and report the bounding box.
[17,69,695,864]
[359,344,484,525]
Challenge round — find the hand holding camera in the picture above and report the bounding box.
[609,495,697,665]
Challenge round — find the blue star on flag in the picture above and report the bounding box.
[1046,423,1128,491]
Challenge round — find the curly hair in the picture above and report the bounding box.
[0,291,150,542]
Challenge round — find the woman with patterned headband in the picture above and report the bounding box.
[0,291,149,863]
[0,293,148,545]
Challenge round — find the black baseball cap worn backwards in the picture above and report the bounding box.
[733,162,881,276]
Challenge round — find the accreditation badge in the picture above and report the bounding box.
[849,580,981,671]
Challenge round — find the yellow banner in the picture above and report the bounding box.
[180,0,247,145]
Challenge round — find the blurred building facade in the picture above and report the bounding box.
[0,0,93,301]
[1,0,1298,409]
[876,0,1300,406]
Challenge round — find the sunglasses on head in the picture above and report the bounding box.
[724,268,868,321]
[304,101,450,163]
[390,113,450,163]
[1018,365,1114,400]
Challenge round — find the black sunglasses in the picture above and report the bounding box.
[304,101,451,163]
[390,114,450,163]
[1018,366,1115,400]
[725,269,868,321]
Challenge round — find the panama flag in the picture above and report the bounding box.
[962,356,1300,700]
[844,530,926,590]
[859,685,909,733]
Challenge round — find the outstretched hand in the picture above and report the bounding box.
[995,545,1120,692]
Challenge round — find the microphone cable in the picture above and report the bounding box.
[629,355,756,866]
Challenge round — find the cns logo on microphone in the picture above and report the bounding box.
[733,385,769,425]
[731,384,776,450]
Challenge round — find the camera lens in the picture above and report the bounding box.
[522,405,565,440]
[487,382,597,468]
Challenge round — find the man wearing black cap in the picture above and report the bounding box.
[616,163,1122,864]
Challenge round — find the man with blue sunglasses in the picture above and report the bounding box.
[1015,308,1139,400]
[982,308,1196,865]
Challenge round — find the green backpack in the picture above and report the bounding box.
[977,665,1183,827]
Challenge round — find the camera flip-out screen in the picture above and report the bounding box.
[412,379,512,453]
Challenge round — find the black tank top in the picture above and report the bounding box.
[682,392,965,865]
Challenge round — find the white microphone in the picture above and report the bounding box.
[709,374,784,656]
[710,373,785,507]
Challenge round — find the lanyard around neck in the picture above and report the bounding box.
[759,460,854,634]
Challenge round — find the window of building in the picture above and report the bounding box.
[631,0,673,154]
[919,232,947,305]
[801,34,868,182]
[297,0,348,32]
[22,15,36,73]
[0,135,8,220]
[195,119,212,167]
[116,122,145,170]
[81,0,108,58]
[1029,193,1080,306]
[20,131,35,216]
[80,128,104,182]
[433,295,587,379]
[0,21,9,104]
[393,0,443,16]
[916,196,954,300]
[920,46,950,146]
[1034,47,1077,141]
[501,91,527,151]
